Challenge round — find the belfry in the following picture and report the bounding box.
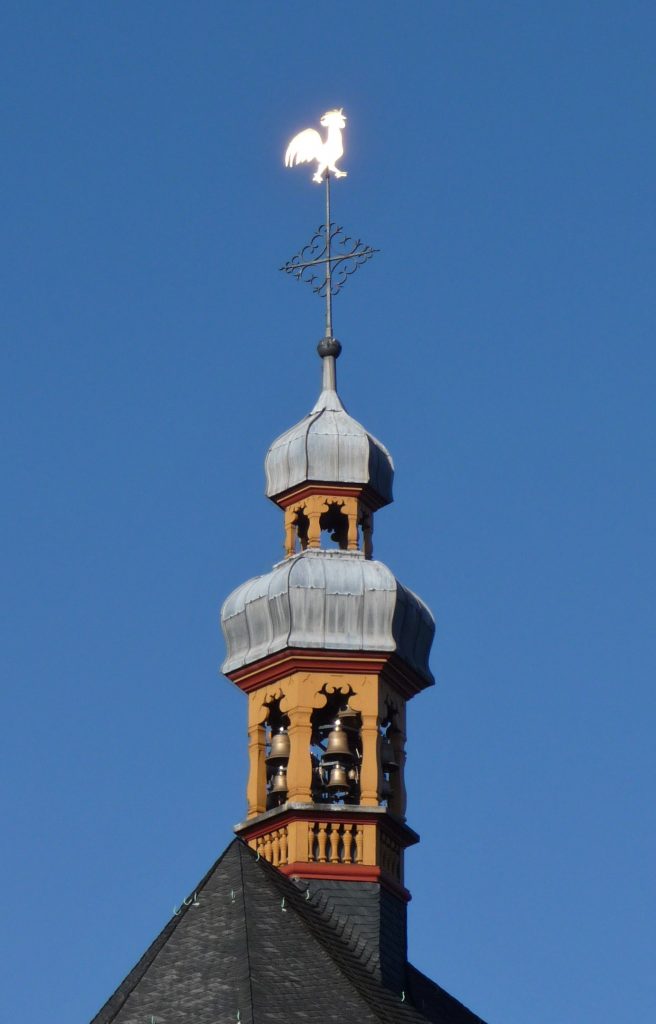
[91,113,489,1024]
[222,338,434,904]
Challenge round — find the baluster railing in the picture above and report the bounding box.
[355,826,364,864]
[317,822,328,862]
[328,823,340,864]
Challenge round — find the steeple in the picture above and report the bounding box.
[90,111,489,1024]
[221,337,435,901]
[220,112,436,906]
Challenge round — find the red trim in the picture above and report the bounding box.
[226,648,432,699]
[270,482,389,513]
[279,861,411,902]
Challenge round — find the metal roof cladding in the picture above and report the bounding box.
[264,380,394,504]
[221,549,435,681]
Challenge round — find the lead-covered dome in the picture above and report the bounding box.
[221,549,434,682]
[264,385,394,506]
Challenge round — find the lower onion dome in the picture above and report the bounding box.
[221,549,434,683]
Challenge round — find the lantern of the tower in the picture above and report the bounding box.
[220,338,435,898]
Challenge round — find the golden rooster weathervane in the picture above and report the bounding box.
[285,108,348,183]
[281,108,378,346]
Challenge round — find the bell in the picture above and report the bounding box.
[267,728,290,763]
[324,721,352,760]
[337,705,359,730]
[381,778,393,800]
[270,767,288,795]
[381,737,399,772]
[326,764,349,790]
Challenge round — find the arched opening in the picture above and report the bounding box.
[283,494,365,557]
[293,507,309,550]
[320,501,350,549]
[264,696,291,810]
[310,690,362,806]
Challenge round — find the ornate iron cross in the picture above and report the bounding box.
[282,111,378,340]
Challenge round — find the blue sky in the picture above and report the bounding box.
[1,3,654,1021]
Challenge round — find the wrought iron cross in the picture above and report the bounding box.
[282,110,378,340]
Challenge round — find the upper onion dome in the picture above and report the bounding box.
[221,549,434,683]
[264,379,394,507]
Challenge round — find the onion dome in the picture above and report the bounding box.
[221,549,435,683]
[264,352,394,508]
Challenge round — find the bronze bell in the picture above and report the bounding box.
[270,766,288,794]
[338,705,359,729]
[324,721,351,759]
[381,778,393,800]
[267,728,290,762]
[380,737,399,771]
[327,764,349,789]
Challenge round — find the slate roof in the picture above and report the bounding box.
[91,839,487,1024]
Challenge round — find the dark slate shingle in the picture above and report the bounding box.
[91,839,487,1024]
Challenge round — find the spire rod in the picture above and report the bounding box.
[281,108,379,364]
[324,171,333,340]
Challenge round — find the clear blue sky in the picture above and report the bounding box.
[2,3,654,1022]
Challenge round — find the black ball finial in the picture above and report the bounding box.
[317,336,342,359]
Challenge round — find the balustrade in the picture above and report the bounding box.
[248,820,368,868]
[308,821,363,865]
[249,826,290,868]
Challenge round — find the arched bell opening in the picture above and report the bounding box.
[283,495,363,557]
[376,704,401,806]
[294,507,309,551]
[360,507,374,559]
[310,691,362,805]
[378,704,406,817]
[319,501,350,550]
[264,697,291,810]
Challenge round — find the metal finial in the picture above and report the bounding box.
[281,109,379,360]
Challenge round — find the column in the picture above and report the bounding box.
[284,507,296,558]
[246,721,267,817]
[286,706,314,802]
[307,496,321,549]
[359,711,382,807]
[347,508,359,550]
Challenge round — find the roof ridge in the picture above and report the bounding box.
[90,838,486,1024]
[89,839,243,1024]
[235,842,434,1024]
[236,841,257,1024]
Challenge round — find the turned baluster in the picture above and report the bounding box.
[329,823,340,864]
[355,826,364,864]
[317,822,328,863]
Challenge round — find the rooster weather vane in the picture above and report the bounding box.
[281,109,378,342]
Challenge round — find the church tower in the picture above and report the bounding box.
[222,338,434,910]
[91,113,489,1024]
